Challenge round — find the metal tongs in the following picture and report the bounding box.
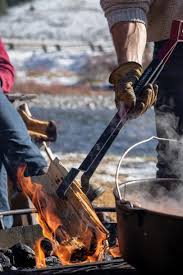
[57,20,183,199]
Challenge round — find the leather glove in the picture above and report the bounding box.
[109,62,158,118]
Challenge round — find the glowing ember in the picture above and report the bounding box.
[109,245,122,258]
[17,165,108,268]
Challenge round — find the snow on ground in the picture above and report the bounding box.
[0,0,110,41]
[56,153,157,186]
[8,48,114,86]
[0,1,158,183]
[0,0,114,86]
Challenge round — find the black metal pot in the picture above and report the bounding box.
[114,178,183,273]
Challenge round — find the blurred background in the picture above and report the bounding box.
[0,0,157,205]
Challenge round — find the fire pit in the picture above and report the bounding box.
[0,207,136,274]
[114,178,183,273]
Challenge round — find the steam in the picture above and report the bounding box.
[115,136,179,201]
[115,134,183,216]
[155,110,183,179]
[123,183,183,217]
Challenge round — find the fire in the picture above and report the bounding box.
[34,238,46,268]
[17,165,108,268]
[109,244,122,258]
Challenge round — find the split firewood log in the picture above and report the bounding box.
[18,103,57,142]
[17,158,109,264]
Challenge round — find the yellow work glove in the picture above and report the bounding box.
[109,62,158,118]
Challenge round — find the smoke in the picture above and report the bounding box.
[155,106,183,179]
[123,180,183,217]
[118,108,183,217]
[116,108,183,217]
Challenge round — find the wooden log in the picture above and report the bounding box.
[17,159,109,264]
[18,103,57,142]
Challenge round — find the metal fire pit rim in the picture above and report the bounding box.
[113,177,183,220]
[0,208,135,274]
[0,206,116,229]
[5,258,135,274]
[0,206,116,217]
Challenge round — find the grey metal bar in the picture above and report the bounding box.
[0,208,37,217]
[95,207,116,212]
[0,207,116,218]
[0,215,5,229]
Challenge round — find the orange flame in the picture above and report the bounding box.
[17,165,108,268]
[34,238,46,268]
[109,246,122,258]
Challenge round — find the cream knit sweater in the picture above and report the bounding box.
[100,0,183,42]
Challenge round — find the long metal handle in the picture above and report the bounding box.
[80,40,178,181]
[57,20,183,199]
[80,20,183,183]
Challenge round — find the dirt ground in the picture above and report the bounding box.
[95,182,116,208]
[94,182,117,222]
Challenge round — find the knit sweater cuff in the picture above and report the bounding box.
[106,8,147,30]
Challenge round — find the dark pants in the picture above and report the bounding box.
[0,163,13,228]
[0,89,47,227]
[154,42,183,178]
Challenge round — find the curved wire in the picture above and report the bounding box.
[115,136,179,201]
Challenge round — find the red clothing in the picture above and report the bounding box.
[0,38,15,93]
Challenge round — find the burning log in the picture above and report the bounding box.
[0,207,124,272]
[0,241,133,273]
[39,238,53,257]
[17,158,109,266]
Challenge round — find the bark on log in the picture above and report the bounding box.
[17,159,108,264]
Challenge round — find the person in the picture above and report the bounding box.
[0,38,47,228]
[0,37,103,225]
[100,1,183,179]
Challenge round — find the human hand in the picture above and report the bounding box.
[109,62,158,118]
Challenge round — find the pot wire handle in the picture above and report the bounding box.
[115,136,178,201]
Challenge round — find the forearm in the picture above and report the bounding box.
[111,21,147,65]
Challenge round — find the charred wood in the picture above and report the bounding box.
[10,242,36,268]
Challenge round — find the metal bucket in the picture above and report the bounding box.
[114,178,183,273]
